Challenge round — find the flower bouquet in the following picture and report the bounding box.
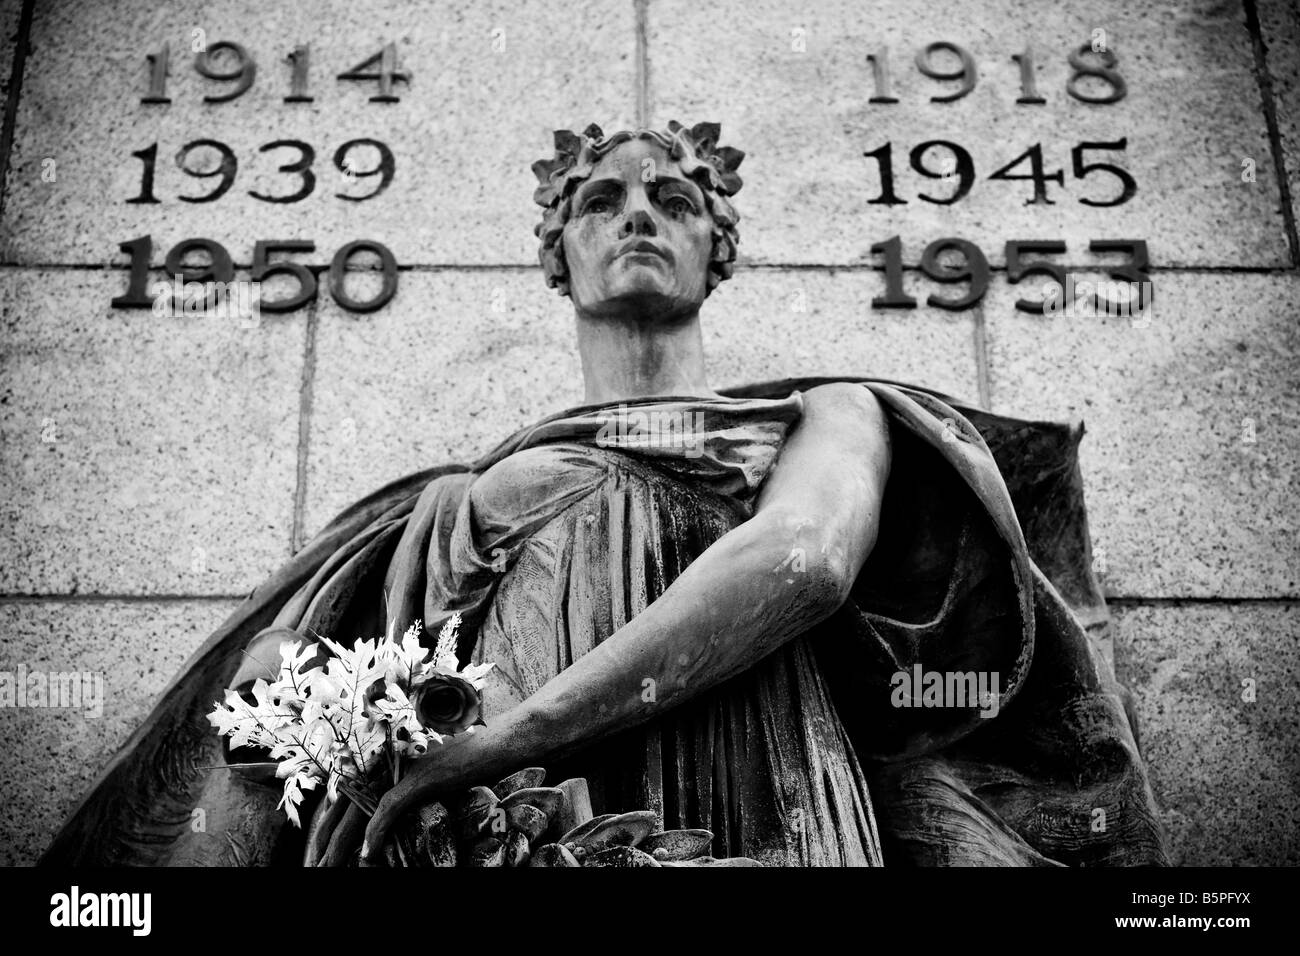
[208,613,492,863]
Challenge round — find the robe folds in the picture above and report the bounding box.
[40,377,1167,867]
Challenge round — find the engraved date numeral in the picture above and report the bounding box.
[866,40,1127,105]
[863,139,1134,207]
[140,40,409,104]
[111,235,400,314]
[127,138,394,204]
[869,236,1153,314]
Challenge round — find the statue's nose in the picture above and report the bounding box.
[621,205,657,237]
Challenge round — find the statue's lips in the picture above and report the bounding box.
[617,241,672,264]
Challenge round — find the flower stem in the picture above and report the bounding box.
[338,779,377,817]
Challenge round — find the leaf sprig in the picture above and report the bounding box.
[208,614,492,826]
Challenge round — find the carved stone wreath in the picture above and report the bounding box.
[374,766,761,868]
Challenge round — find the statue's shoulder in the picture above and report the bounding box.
[795,381,890,442]
[801,380,887,412]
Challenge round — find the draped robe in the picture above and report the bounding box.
[40,378,1168,867]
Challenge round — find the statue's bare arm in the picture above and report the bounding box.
[362,382,891,858]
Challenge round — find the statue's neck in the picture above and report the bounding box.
[575,310,719,405]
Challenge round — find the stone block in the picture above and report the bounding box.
[0,269,304,595]
[1114,602,1299,865]
[0,598,239,865]
[985,272,1298,598]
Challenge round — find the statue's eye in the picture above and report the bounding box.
[665,196,693,216]
[583,196,613,215]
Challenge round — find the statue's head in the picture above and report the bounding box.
[532,121,744,319]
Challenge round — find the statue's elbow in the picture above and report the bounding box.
[786,533,857,619]
[806,547,856,618]
[801,514,883,619]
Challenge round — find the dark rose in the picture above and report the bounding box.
[411,675,484,735]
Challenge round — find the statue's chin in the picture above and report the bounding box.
[580,294,700,325]
[577,272,704,323]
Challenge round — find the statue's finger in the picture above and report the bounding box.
[320,801,367,867]
[303,795,350,866]
[361,790,402,864]
[361,819,385,863]
[362,771,431,863]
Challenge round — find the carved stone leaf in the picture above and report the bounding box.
[660,856,763,867]
[548,778,593,840]
[505,804,550,844]
[570,810,659,853]
[639,829,714,861]
[414,803,457,868]
[492,767,546,799]
[504,830,531,867]
[498,786,564,821]
[558,812,616,846]
[529,843,581,867]
[452,786,499,842]
[583,846,661,867]
[468,836,506,867]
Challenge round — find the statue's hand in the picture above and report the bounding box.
[362,703,549,863]
[361,739,469,864]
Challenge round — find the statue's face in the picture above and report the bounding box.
[561,138,713,320]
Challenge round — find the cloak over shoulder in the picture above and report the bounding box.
[39,378,1167,867]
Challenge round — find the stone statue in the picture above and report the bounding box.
[42,121,1167,867]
